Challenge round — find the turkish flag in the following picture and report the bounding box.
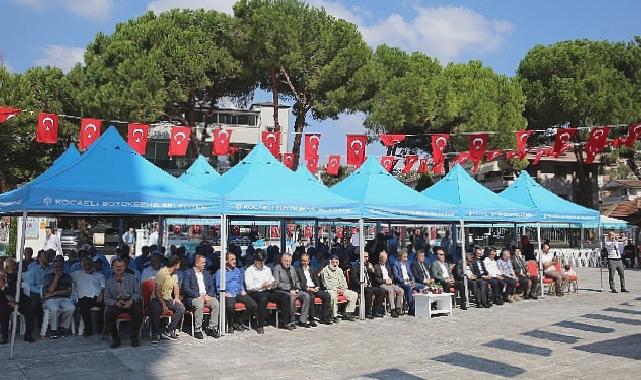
[417,158,428,174]
[282,152,295,169]
[623,123,641,148]
[381,156,396,172]
[485,150,503,162]
[468,133,489,164]
[36,113,58,144]
[270,226,280,238]
[431,134,449,170]
[532,147,547,165]
[304,133,321,161]
[306,156,319,173]
[79,118,102,150]
[380,134,406,147]
[585,126,610,164]
[304,225,313,238]
[212,128,232,156]
[515,130,533,159]
[0,107,21,123]
[552,128,576,157]
[505,151,518,160]
[127,123,149,155]
[335,226,344,239]
[287,224,296,236]
[261,130,281,158]
[346,135,367,167]
[454,151,470,166]
[326,155,341,176]
[402,155,418,173]
[168,126,191,157]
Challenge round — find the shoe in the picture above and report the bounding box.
[204,328,220,338]
[391,310,399,318]
[151,335,159,344]
[110,338,121,349]
[611,289,618,293]
[461,304,468,310]
[131,337,140,347]
[621,288,630,293]
[50,330,59,339]
[194,331,204,339]
[255,327,264,334]
[83,329,93,338]
[319,318,331,325]
[238,324,249,331]
[160,330,178,341]
[366,314,374,319]
[342,313,355,321]
[495,299,504,305]
[24,334,35,343]
[309,321,318,327]
[333,317,340,324]
[374,313,384,318]
[484,303,492,308]
[297,321,310,328]
[232,323,242,332]
[281,324,294,331]
[290,323,297,329]
[530,295,538,300]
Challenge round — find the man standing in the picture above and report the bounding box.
[181,254,219,339]
[320,255,358,322]
[215,252,257,332]
[273,253,312,328]
[244,251,293,333]
[605,231,628,293]
[70,257,105,337]
[104,258,142,348]
[122,228,136,256]
[149,256,185,342]
[297,252,331,324]
[510,247,538,300]
[42,258,75,339]
[431,247,467,310]
[148,224,159,247]
[349,251,385,318]
[43,228,63,256]
[372,251,404,318]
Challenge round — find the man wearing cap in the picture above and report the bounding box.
[320,255,358,322]
[244,251,293,333]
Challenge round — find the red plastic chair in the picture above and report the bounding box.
[142,279,174,337]
[266,302,279,328]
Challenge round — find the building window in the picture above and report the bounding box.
[622,188,629,196]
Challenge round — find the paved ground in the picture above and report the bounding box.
[2,267,641,379]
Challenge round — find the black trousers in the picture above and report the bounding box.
[302,290,331,320]
[0,296,34,339]
[105,303,143,340]
[77,296,103,334]
[224,294,257,325]
[363,286,386,316]
[437,280,467,307]
[487,277,505,301]
[29,292,43,332]
[516,274,530,296]
[469,279,488,306]
[248,290,292,327]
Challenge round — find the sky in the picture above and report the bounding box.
[2,0,641,161]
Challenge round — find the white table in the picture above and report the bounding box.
[414,292,453,319]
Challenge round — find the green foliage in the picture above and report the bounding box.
[7,217,17,258]
[320,165,351,187]
[414,173,435,192]
[508,158,530,172]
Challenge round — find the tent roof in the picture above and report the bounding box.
[0,127,222,215]
[205,143,360,218]
[500,171,599,223]
[294,165,323,186]
[421,164,537,222]
[178,155,220,188]
[331,157,458,221]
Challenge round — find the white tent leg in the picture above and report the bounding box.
[10,211,28,360]
[219,214,227,335]
[460,221,469,309]
[358,219,365,320]
[537,223,544,299]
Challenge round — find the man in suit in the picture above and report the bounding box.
[393,250,416,314]
[372,251,404,318]
[431,247,467,310]
[470,248,492,307]
[296,252,330,325]
[411,249,434,289]
[510,247,539,300]
[104,258,142,348]
[349,251,385,318]
[273,253,312,328]
[181,254,220,339]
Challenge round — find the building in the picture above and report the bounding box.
[600,180,641,206]
[145,102,290,176]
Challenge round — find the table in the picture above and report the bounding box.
[414,292,453,319]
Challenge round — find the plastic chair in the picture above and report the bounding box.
[142,279,173,337]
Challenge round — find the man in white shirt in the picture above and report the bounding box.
[372,251,404,317]
[148,225,159,247]
[244,251,293,333]
[70,257,105,336]
[605,231,628,293]
[483,248,507,305]
[540,243,564,296]
[141,255,162,282]
[43,228,63,256]
[122,228,135,255]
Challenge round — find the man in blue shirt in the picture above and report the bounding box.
[134,245,151,272]
[214,252,257,332]
[63,250,79,274]
[26,250,51,333]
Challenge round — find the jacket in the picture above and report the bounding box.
[296,266,321,290]
[181,268,216,307]
[511,255,527,277]
[272,264,301,291]
[371,262,394,287]
[470,259,489,278]
[392,260,414,284]
[431,261,453,283]
[411,260,432,284]
[104,273,141,306]
[320,265,348,291]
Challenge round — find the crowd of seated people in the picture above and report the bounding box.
[0,234,562,348]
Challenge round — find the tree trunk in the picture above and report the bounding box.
[291,103,308,170]
[623,152,641,179]
[270,68,280,131]
[573,145,594,208]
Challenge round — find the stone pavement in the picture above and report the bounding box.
[2,267,641,379]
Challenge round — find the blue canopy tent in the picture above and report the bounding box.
[178,155,220,188]
[294,165,323,186]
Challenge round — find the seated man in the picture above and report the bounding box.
[63,250,79,274]
[297,252,331,324]
[182,254,220,339]
[349,251,385,318]
[70,257,105,337]
[104,258,143,348]
[393,250,416,314]
[411,249,434,289]
[470,249,492,308]
[497,249,518,302]
[372,251,404,318]
[150,256,186,343]
[215,252,257,332]
[541,243,565,296]
[431,247,467,310]
[0,263,35,343]
[273,253,312,328]
[142,254,162,282]
[510,247,539,300]
[134,245,151,272]
[42,258,75,339]
[244,251,293,333]
[483,248,507,305]
[320,255,358,322]
[26,250,51,335]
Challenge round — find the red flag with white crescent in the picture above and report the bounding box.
[261,130,281,158]
[431,134,449,170]
[36,113,58,144]
[304,133,321,161]
[127,123,149,155]
[380,134,406,147]
[304,225,313,238]
[270,226,280,238]
[381,156,396,172]
[485,150,503,162]
[585,126,610,164]
[346,135,367,167]
[169,126,191,157]
[515,130,533,159]
[326,155,341,176]
[552,128,576,157]
[212,128,232,156]
[454,151,470,166]
[287,224,296,236]
[418,158,428,174]
[79,118,102,150]
[306,156,319,173]
[505,151,518,160]
[532,147,548,165]
[335,226,344,239]
[623,123,641,148]
[402,155,418,173]
[468,133,489,165]
[0,107,21,123]
[281,152,295,169]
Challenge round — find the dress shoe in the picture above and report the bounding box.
[297,321,310,328]
[255,327,264,334]
[484,303,492,308]
[611,289,618,293]
[366,314,374,319]
[289,323,297,329]
[621,288,630,293]
[342,313,355,321]
[319,318,331,325]
[530,295,538,300]
[131,337,140,347]
[333,317,340,324]
[194,331,204,339]
[309,321,318,327]
[24,334,35,343]
[390,310,399,318]
[460,304,467,310]
[281,324,294,331]
[110,338,121,349]
[374,313,384,318]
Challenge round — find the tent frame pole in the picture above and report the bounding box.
[460,220,469,309]
[598,223,604,292]
[10,210,28,360]
[358,219,365,320]
[537,223,544,299]
[218,214,228,336]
